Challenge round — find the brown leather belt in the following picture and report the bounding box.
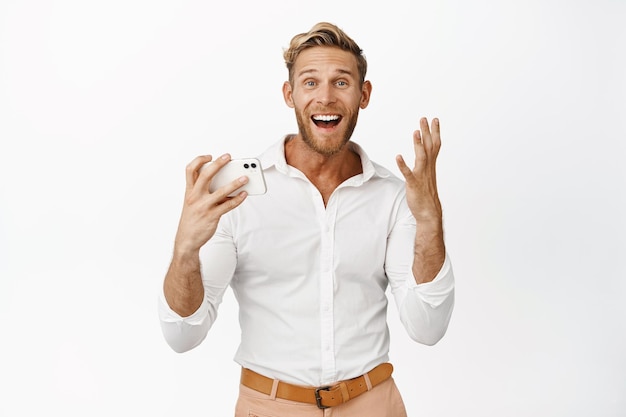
[240,363,393,409]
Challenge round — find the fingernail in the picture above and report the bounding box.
[238,176,248,183]
[221,154,230,160]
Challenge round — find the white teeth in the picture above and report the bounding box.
[313,115,340,122]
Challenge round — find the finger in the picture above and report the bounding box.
[412,129,423,154]
[185,155,213,191]
[196,153,232,192]
[214,191,249,215]
[420,117,433,150]
[431,118,441,153]
[211,175,249,202]
[413,129,422,146]
[412,130,427,165]
[395,154,416,183]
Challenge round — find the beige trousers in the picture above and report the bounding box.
[235,377,408,417]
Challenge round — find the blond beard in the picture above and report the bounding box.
[294,109,359,156]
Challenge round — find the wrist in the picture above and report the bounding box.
[414,214,443,230]
[410,199,443,224]
[172,244,201,264]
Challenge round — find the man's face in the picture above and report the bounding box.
[283,46,371,156]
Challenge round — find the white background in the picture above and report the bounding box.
[1,0,625,416]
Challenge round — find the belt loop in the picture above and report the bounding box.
[363,373,373,391]
[339,382,350,402]
[269,379,279,400]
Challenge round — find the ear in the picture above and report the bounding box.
[359,80,372,109]
[282,81,295,108]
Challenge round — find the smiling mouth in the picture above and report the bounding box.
[312,114,342,128]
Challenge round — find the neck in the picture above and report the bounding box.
[285,134,363,204]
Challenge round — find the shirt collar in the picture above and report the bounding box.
[258,135,392,183]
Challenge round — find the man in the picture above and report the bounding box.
[159,22,455,416]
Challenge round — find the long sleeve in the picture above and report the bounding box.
[386,204,455,345]
[158,223,238,353]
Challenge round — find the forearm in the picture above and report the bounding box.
[159,238,235,353]
[163,250,205,317]
[412,218,446,284]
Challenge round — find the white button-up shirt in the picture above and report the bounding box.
[158,137,455,386]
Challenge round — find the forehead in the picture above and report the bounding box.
[293,46,359,78]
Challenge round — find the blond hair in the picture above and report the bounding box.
[283,22,367,85]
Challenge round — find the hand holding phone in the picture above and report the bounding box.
[205,158,267,197]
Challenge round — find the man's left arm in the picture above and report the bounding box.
[392,117,454,345]
[396,117,446,284]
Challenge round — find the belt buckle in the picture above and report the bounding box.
[314,386,331,409]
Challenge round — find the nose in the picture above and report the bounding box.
[316,83,336,106]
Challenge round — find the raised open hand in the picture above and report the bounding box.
[395,117,443,223]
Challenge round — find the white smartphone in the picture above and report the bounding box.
[206,158,267,197]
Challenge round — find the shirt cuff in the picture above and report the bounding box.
[157,291,210,325]
[407,253,455,308]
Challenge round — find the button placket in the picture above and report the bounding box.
[319,194,338,384]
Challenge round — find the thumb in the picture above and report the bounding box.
[395,155,413,181]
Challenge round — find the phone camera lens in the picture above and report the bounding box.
[243,163,250,169]
[251,163,257,168]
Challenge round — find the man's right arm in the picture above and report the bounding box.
[160,153,248,347]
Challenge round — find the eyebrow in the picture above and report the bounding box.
[296,68,355,78]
